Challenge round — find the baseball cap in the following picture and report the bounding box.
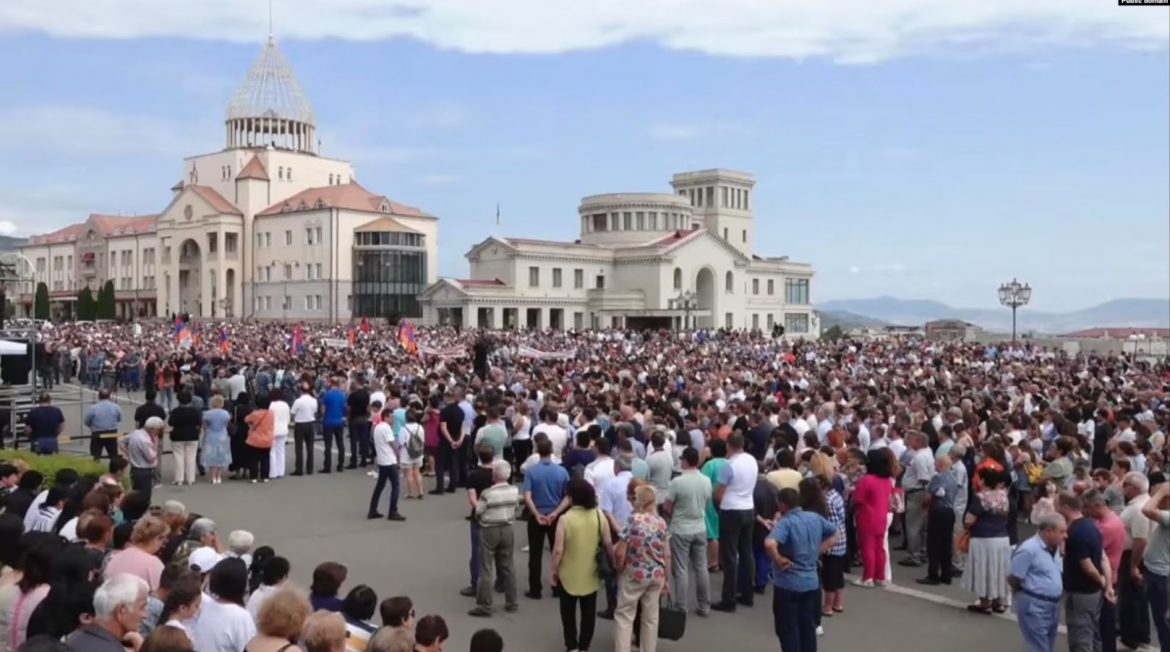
[189,547,224,573]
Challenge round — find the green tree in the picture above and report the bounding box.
[822,324,844,342]
[76,287,96,320]
[97,280,116,320]
[34,282,50,320]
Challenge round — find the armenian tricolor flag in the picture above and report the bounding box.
[291,324,305,354]
[398,320,418,355]
[219,329,231,354]
[192,324,203,350]
[347,325,357,349]
[174,320,192,349]
[360,317,371,334]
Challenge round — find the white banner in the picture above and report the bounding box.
[516,344,576,360]
[321,337,351,349]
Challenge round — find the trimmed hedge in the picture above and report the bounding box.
[0,450,108,489]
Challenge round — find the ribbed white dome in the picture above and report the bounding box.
[226,37,315,125]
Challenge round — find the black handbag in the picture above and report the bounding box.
[658,595,687,641]
[595,510,615,580]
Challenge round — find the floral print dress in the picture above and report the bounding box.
[619,511,668,583]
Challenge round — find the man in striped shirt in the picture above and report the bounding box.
[469,461,520,617]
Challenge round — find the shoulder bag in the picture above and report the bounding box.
[595,510,615,581]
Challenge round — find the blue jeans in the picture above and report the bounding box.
[773,586,819,652]
[368,464,400,516]
[1015,591,1061,652]
[1147,572,1170,652]
[738,538,772,592]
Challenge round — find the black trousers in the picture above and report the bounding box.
[293,422,315,474]
[322,425,345,470]
[90,431,119,461]
[247,444,271,480]
[558,591,597,652]
[719,508,755,605]
[130,467,154,504]
[527,515,556,593]
[511,439,532,479]
[348,420,372,466]
[435,443,465,491]
[368,464,401,516]
[1117,550,1150,648]
[1100,593,1118,652]
[926,508,955,582]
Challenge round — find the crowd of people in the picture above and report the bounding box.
[2,317,1169,652]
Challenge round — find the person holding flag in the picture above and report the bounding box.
[220,329,231,355]
[291,324,305,354]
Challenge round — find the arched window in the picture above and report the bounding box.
[673,267,682,290]
[328,173,334,185]
[725,271,734,293]
[278,166,284,180]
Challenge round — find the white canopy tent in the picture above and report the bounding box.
[0,340,26,356]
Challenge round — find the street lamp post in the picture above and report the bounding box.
[997,277,1032,344]
[669,290,698,331]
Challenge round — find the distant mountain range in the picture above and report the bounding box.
[818,296,1170,334]
[0,236,26,251]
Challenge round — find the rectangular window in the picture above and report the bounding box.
[573,312,584,330]
[257,266,264,279]
[306,228,314,245]
[255,234,263,249]
[742,229,747,243]
[722,186,729,207]
[785,278,810,304]
[573,269,583,289]
[752,279,759,295]
[552,268,562,288]
[752,314,759,330]
[265,296,272,310]
[315,263,322,279]
[266,267,272,281]
[744,190,750,211]
[592,214,608,232]
[767,313,774,329]
[725,312,733,329]
[595,275,605,289]
[285,264,293,280]
[785,313,810,334]
[315,227,323,243]
[622,212,631,230]
[635,212,645,230]
[265,233,271,248]
[767,279,774,295]
[347,295,353,311]
[528,266,539,287]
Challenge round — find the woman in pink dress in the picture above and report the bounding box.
[851,449,895,587]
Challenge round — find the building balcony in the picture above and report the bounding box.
[586,288,645,311]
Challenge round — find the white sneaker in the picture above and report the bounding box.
[816,626,824,636]
[851,579,874,588]
[521,545,530,552]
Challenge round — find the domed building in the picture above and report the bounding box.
[420,169,817,335]
[19,37,438,322]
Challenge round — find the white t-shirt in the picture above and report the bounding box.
[245,583,280,622]
[584,456,616,490]
[373,421,398,466]
[190,595,256,652]
[22,490,48,531]
[269,400,291,437]
[291,395,319,424]
[533,423,569,458]
[717,452,758,511]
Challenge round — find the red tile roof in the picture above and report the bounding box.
[257,182,433,218]
[1062,327,1170,339]
[188,185,243,215]
[236,155,269,181]
[28,222,86,245]
[90,214,158,237]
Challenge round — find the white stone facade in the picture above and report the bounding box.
[420,169,817,336]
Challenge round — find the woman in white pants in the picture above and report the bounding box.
[268,389,291,479]
[167,389,202,485]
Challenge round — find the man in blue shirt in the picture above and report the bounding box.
[521,437,570,599]
[83,389,122,461]
[764,487,837,652]
[1009,514,1068,652]
[320,377,348,472]
[24,393,65,455]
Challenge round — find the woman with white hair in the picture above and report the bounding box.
[64,573,149,652]
[201,396,232,485]
[614,484,670,652]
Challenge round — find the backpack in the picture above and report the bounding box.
[405,423,425,459]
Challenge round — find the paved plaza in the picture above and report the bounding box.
[46,383,1055,651]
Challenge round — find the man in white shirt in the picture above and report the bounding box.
[369,382,387,414]
[948,444,970,574]
[788,403,811,440]
[712,433,758,612]
[532,408,569,458]
[290,383,319,477]
[584,438,616,490]
[367,407,405,521]
[1117,472,1151,649]
[899,432,936,567]
[815,403,835,446]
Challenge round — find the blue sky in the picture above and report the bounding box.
[1,1,1167,311]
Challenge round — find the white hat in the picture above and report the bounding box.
[189,546,224,573]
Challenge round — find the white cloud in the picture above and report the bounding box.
[1,1,1163,61]
[0,105,202,158]
[0,221,18,236]
[848,266,862,274]
[648,121,750,142]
